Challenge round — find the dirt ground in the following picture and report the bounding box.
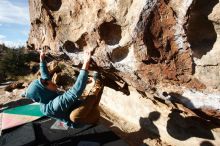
[0,84,30,135]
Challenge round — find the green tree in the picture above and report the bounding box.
[0,44,29,78]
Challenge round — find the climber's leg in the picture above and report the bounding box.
[69,78,103,124]
[70,106,100,124]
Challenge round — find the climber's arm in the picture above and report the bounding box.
[39,50,51,80]
[71,50,91,97]
[40,70,88,116]
[40,50,91,117]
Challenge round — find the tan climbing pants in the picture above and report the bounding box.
[69,79,103,124]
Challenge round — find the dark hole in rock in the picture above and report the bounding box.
[99,21,122,45]
[35,19,41,24]
[58,16,62,22]
[144,12,161,62]
[63,40,78,53]
[164,0,170,5]
[111,46,129,62]
[162,92,168,97]
[43,0,62,11]
[43,45,51,51]
[76,33,88,50]
[187,0,218,59]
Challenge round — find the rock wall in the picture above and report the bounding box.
[100,86,220,146]
[28,0,193,89]
[28,0,220,145]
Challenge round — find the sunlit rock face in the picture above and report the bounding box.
[28,0,194,89]
[28,0,220,145]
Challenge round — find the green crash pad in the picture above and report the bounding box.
[2,103,44,130]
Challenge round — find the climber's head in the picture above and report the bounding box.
[40,79,58,92]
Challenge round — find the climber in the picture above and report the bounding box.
[22,49,103,128]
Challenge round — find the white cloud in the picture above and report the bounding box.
[0,34,25,47]
[0,40,25,48]
[0,34,6,39]
[0,0,29,25]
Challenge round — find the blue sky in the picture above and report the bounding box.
[0,0,29,47]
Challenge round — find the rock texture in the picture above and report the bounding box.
[28,0,220,145]
[100,86,220,146]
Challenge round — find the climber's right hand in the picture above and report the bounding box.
[83,50,92,64]
[81,50,92,70]
[38,48,46,62]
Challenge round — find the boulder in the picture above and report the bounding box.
[52,72,76,88]
[27,0,220,145]
[4,82,24,92]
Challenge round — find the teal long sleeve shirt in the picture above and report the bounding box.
[39,61,88,127]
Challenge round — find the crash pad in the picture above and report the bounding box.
[0,123,36,146]
[2,103,44,130]
[1,117,128,146]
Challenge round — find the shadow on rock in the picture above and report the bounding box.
[126,111,161,145]
[139,111,161,139]
[88,59,130,96]
[102,73,130,96]
[167,109,215,141]
[200,141,215,146]
[168,92,220,125]
[100,111,161,146]
[187,0,219,59]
